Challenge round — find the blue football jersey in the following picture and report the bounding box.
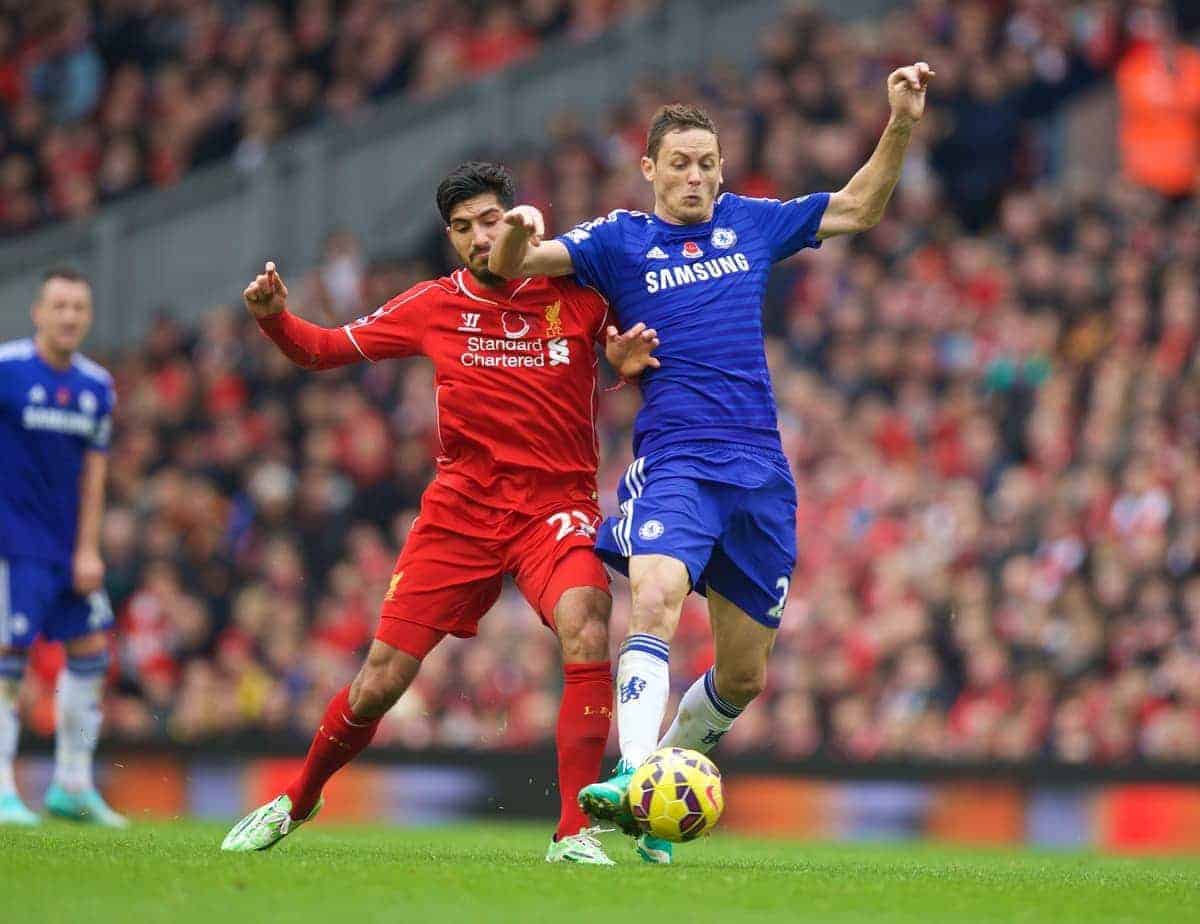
[0,338,115,564]
[557,191,829,456]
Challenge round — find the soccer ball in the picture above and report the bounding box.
[628,747,724,842]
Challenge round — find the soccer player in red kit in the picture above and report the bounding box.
[220,162,659,864]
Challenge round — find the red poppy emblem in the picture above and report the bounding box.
[682,241,703,259]
[56,387,71,406]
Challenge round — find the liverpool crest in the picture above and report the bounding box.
[544,300,564,337]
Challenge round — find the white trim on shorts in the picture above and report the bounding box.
[616,457,646,557]
[0,557,9,647]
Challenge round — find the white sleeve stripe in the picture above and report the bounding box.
[345,281,444,360]
[342,325,372,361]
[380,283,442,314]
[360,283,446,322]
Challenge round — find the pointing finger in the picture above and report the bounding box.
[607,325,619,340]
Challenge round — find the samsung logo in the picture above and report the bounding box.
[645,253,751,294]
[22,407,98,437]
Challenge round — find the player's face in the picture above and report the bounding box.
[446,193,507,283]
[32,278,93,358]
[642,129,723,225]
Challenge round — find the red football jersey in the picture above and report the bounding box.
[260,268,610,512]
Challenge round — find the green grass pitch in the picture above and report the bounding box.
[5,820,1199,923]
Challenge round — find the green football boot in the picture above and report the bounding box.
[635,833,673,864]
[577,759,639,835]
[0,792,39,826]
[43,783,129,827]
[220,794,322,852]
[545,826,615,865]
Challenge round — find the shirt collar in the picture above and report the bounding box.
[456,268,534,304]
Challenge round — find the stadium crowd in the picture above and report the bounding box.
[0,0,657,234]
[13,0,1200,765]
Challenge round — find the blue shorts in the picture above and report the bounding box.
[0,554,114,649]
[596,442,797,628]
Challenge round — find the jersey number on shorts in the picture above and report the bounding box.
[766,577,790,621]
[547,510,597,541]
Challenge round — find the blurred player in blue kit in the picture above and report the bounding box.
[491,62,933,862]
[0,268,125,827]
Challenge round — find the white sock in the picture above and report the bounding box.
[660,667,743,753]
[0,653,23,797]
[54,654,108,793]
[616,633,671,768]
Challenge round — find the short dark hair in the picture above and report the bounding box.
[42,266,90,286]
[646,104,719,162]
[435,162,515,224]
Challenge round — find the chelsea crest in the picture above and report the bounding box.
[712,228,737,249]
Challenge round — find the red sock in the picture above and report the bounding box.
[555,661,613,839]
[284,685,380,820]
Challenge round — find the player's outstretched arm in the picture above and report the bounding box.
[245,261,362,370]
[489,206,574,279]
[818,62,934,239]
[605,322,660,379]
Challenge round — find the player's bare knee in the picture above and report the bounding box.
[713,665,766,708]
[350,668,401,719]
[629,559,689,638]
[556,588,611,662]
[350,645,418,718]
[630,582,685,638]
[562,612,609,662]
[63,631,108,658]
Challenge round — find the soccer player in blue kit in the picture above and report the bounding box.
[491,62,933,862]
[0,268,125,827]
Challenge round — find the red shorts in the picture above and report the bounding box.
[376,481,610,660]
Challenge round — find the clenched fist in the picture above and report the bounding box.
[887,62,934,126]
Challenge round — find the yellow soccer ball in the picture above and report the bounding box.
[628,747,724,842]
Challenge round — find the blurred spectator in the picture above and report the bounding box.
[28,3,106,125]
[1116,5,1200,198]
[298,229,369,324]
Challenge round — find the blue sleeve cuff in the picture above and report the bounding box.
[554,234,593,289]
